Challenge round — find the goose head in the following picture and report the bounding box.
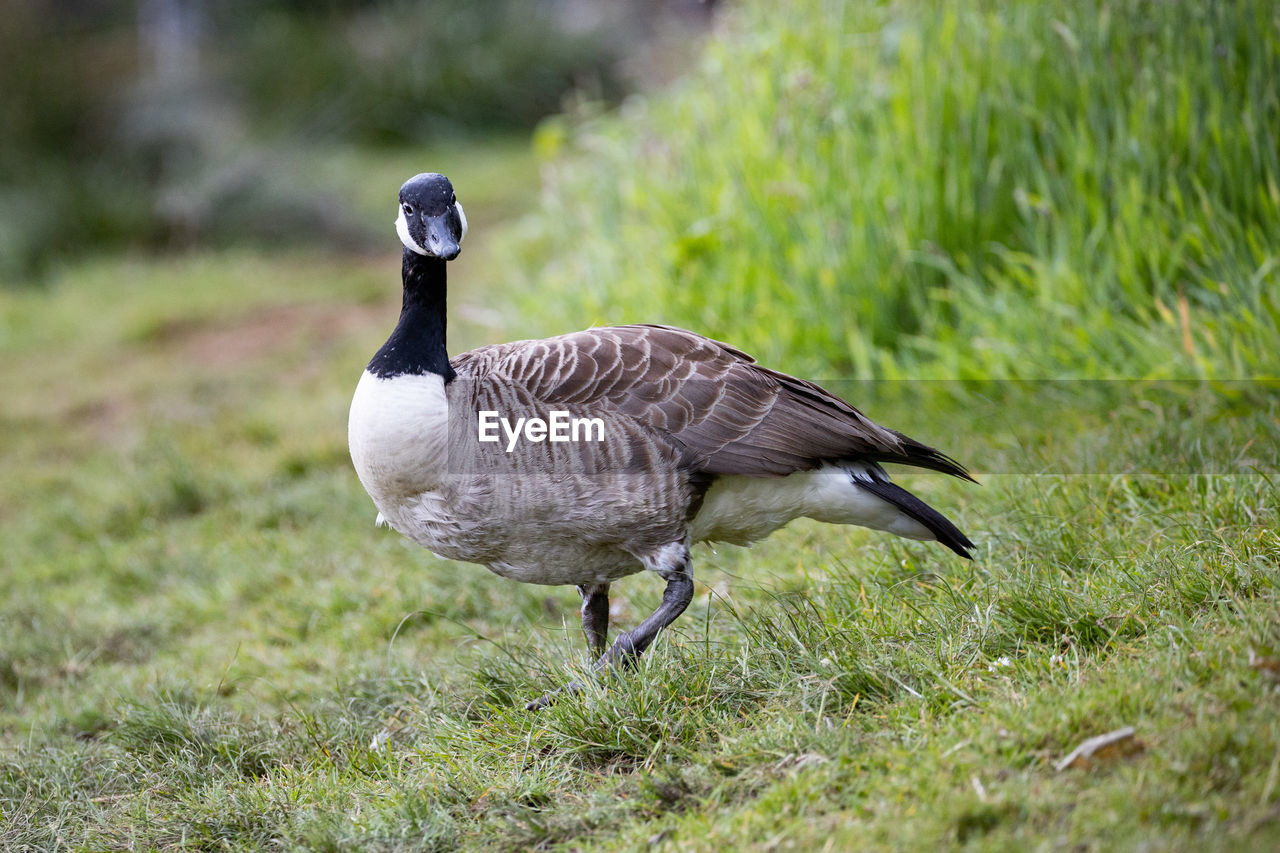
[395,172,468,260]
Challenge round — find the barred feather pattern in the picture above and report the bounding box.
[452,324,973,480]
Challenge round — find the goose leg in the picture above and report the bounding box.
[595,565,693,667]
[578,583,610,656]
[526,554,693,710]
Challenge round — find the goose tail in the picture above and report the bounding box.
[855,473,975,559]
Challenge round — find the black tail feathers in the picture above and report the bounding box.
[884,430,978,483]
[855,475,976,559]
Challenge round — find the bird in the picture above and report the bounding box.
[348,172,976,709]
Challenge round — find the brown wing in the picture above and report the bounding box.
[451,324,972,480]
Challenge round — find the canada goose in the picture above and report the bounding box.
[348,173,976,709]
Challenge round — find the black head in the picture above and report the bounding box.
[396,173,468,260]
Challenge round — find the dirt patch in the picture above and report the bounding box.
[146,299,392,370]
[28,297,394,446]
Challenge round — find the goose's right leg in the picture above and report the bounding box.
[525,547,693,711]
[595,560,693,667]
[577,583,610,657]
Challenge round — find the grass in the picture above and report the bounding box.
[510,0,1280,379]
[3,2,1280,850]
[1,314,1275,849]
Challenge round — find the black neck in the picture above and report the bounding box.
[367,250,456,381]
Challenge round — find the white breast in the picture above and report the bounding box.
[348,370,450,511]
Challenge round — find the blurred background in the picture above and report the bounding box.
[0,0,712,278]
[4,0,1276,380]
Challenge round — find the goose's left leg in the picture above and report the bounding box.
[577,583,610,656]
[526,545,693,711]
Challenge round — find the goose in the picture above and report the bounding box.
[348,173,976,709]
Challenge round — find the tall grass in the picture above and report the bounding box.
[510,0,1280,379]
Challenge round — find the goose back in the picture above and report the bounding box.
[452,324,972,480]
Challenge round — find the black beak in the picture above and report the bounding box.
[424,213,461,261]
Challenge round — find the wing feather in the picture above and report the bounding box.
[451,324,973,480]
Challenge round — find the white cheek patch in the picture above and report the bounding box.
[395,206,428,255]
[455,201,468,243]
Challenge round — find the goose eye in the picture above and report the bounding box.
[450,193,456,204]
[402,203,414,215]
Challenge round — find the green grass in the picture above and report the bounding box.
[1,285,1276,849]
[510,0,1280,379]
[4,3,1280,851]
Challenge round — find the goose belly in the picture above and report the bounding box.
[689,465,933,545]
[350,371,688,584]
[363,471,684,586]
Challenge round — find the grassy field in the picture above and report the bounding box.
[4,1,1280,850]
